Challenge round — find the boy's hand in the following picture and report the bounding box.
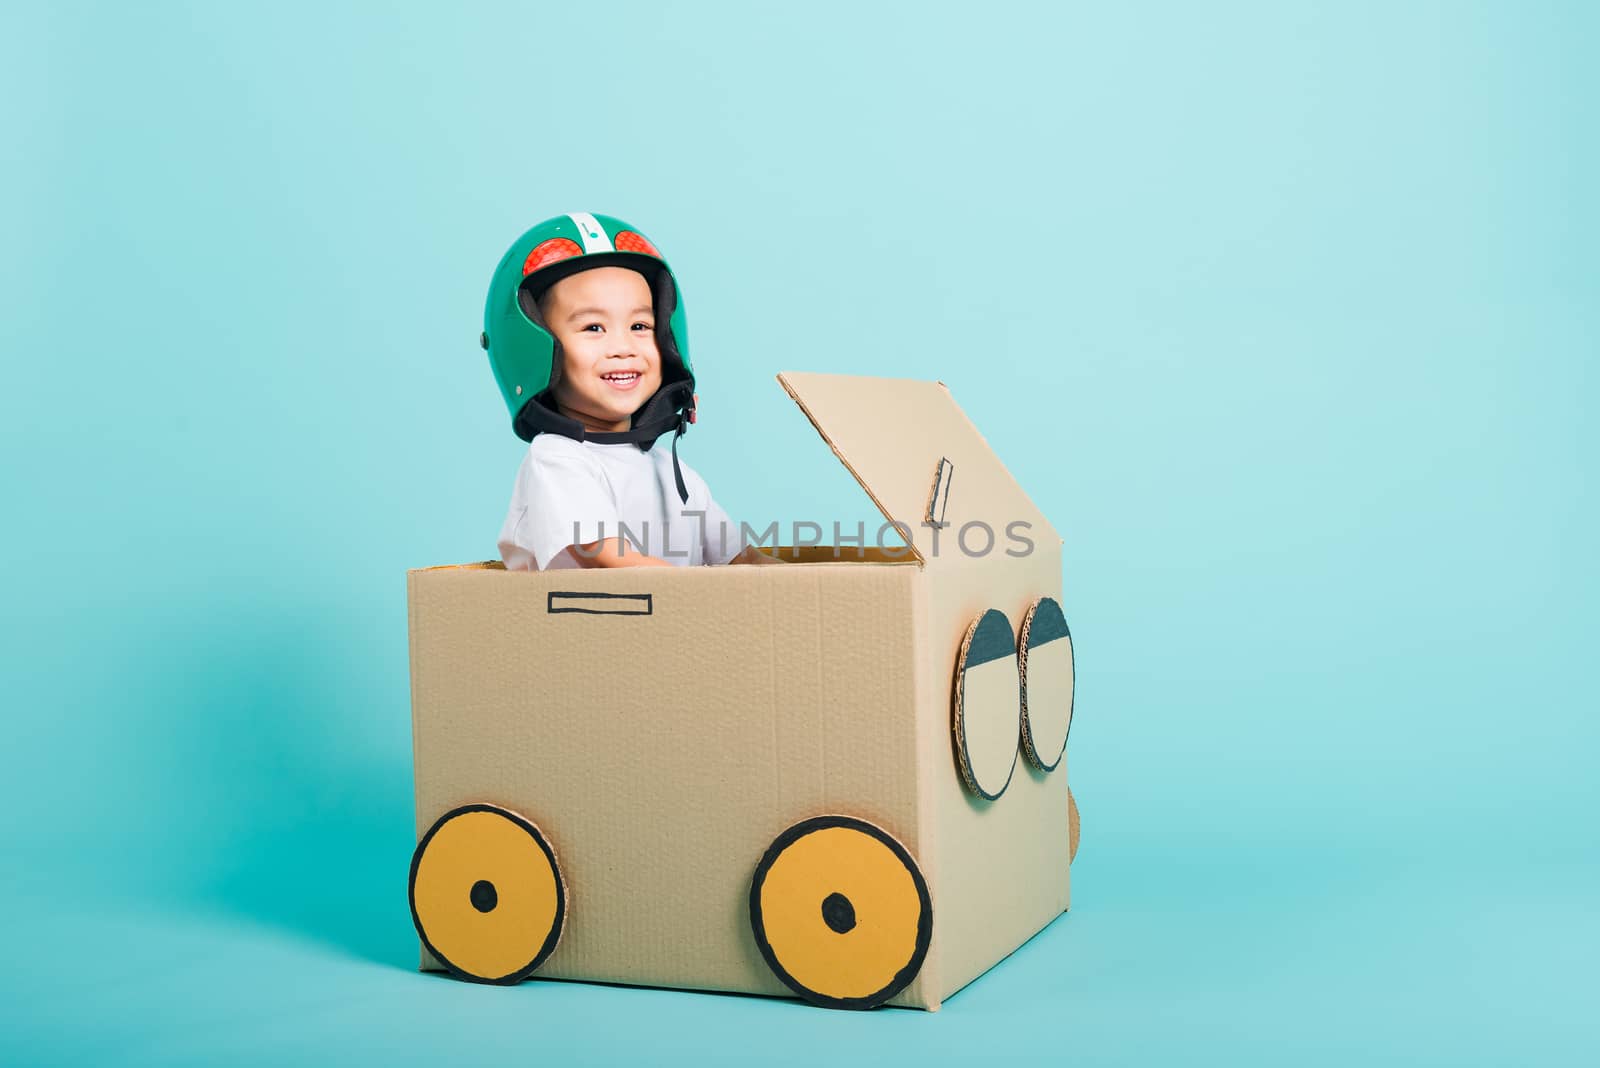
[571,537,674,569]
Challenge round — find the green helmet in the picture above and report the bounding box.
[482,211,696,442]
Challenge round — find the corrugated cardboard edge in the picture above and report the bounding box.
[407,568,433,972]
[908,566,942,1011]
[776,372,927,568]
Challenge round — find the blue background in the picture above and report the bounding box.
[3,1,1594,1063]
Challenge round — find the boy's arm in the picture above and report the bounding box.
[571,537,674,568]
[573,540,785,568]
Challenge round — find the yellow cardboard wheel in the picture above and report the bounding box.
[749,814,932,1010]
[409,803,566,984]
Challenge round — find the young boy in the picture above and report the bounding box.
[483,212,777,570]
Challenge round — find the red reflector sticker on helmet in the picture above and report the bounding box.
[523,238,583,276]
[615,230,660,257]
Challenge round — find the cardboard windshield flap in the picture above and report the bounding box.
[408,372,1074,1010]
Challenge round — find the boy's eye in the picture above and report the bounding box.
[580,323,603,333]
[632,321,654,331]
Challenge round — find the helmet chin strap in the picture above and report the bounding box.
[585,410,691,504]
[518,380,696,504]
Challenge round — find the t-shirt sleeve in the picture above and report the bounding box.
[501,445,620,570]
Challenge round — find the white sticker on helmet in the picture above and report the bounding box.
[567,212,614,253]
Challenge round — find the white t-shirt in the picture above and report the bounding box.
[497,434,745,570]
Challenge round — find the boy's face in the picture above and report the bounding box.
[540,266,663,432]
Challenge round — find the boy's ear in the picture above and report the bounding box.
[689,392,698,424]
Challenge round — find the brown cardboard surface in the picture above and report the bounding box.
[776,372,1060,568]
[409,372,1075,1010]
[773,372,1072,1001]
[409,560,940,1008]
[924,550,1071,1002]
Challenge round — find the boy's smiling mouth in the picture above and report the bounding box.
[602,370,644,391]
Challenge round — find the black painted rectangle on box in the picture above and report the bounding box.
[547,591,654,616]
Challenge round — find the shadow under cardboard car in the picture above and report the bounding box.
[406,372,1078,1011]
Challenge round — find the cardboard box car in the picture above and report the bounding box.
[407,372,1078,1011]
